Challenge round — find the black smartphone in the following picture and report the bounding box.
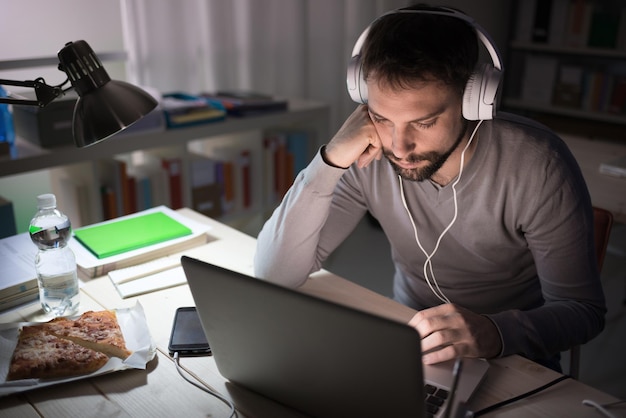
[168,307,211,356]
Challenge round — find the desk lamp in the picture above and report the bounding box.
[0,40,157,147]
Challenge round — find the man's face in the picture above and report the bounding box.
[366,78,467,183]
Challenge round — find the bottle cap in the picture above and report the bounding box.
[37,193,56,209]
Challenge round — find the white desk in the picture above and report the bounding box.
[1,208,624,418]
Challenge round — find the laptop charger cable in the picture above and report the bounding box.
[172,351,238,418]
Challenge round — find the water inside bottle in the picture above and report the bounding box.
[38,270,80,316]
[30,221,72,249]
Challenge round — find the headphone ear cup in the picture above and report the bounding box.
[462,63,501,120]
[346,55,368,104]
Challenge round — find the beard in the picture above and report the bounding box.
[383,121,468,182]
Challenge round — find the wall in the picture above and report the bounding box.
[0,0,126,231]
[0,0,126,86]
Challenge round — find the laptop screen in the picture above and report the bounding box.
[181,256,488,417]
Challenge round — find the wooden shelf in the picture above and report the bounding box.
[503,99,626,126]
[0,99,330,234]
[0,99,329,178]
[509,41,626,59]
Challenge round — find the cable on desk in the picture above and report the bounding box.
[582,399,626,418]
[472,374,570,417]
[173,352,238,418]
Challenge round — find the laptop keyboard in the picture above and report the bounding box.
[424,383,449,417]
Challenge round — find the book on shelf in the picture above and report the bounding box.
[162,93,226,128]
[273,134,290,199]
[200,91,288,116]
[587,5,620,49]
[531,0,551,43]
[131,168,152,212]
[57,177,92,229]
[161,157,184,209]
[239,151,252,209]
[263,130,310,203]
[0,232,39,311]
[547,0,569,46]
[564,0,594,48]
[618,8,626,51]
[263,136,278,205]
[128,159,171,211]
[513,0,536,42]
[0,195,17,239]
[513,0,577,45]
[217,160,236,214]
[286,131,309,177]
[552,65,584,108]
[70,206,211,279]
[521,55,558,105]
[189,152,223,219]
[209,145,257,215]
[515,0,625,49]
[607,76,626,115]
[96,158,132,219]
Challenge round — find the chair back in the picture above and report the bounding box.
[593,207,613,270]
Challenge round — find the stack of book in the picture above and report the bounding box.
[200,91,288,117]
[70,206,210,279]
[162,93,226,128]
[0,233,39,311]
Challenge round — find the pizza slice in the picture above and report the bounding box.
[7,326,109,381]
[40,310,132,360]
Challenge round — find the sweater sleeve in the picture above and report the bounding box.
[486,137,606,361]
[254,148,365,287]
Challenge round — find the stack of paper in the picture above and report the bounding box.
[0,233,39,311]
[70,206,211,278]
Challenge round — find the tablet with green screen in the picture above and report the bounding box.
[74,212,193,259]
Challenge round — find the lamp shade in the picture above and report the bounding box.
[58,40,157,147]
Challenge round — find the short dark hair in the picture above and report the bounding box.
[361,4,479,95]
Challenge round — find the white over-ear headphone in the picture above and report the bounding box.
[346,7,503,120]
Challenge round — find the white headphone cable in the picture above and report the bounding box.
[399,120,483,304]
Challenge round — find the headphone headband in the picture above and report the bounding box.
[346,8,504,120]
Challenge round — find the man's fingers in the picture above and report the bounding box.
[422,344,458,365]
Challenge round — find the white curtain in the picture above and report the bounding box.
[120,0,411,133]
[120,0,511,134]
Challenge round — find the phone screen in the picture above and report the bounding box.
[168,307,211,356]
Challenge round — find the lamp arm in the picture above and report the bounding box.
[0,77,66,107]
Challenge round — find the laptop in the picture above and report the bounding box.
[181,256,489,418]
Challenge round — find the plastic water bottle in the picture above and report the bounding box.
[29,193,79,316]
[0,86,16,156]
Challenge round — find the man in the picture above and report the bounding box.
[254,4,605,372]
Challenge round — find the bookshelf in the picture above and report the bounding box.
[0,99,330,236]
[501,0,626,223]
[502,0,626,141]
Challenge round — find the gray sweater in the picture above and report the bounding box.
[254,113,606,364]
